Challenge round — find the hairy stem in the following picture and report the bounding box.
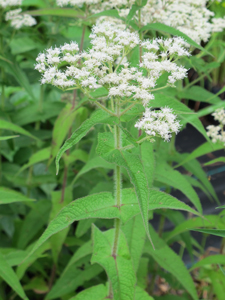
[108,100,122,298]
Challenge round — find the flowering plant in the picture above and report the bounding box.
[0,1,225,300]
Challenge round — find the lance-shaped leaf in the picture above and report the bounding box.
[17,147,51,175]
[204,157,225,166]
[46,255,103,299]
[0,119,38,140]
[135,286,154,300]
[126,0,147,23]
[175,141,223,167]
[191,228,225,238]
[141,142,155,189]
[56,109,118,174]
[17,199,51,249]
[48,104,85,166]
[0,135,19,141]
[122,215,146,272]
[155,165,202,214]
[144,225,198,300]
[74,156,113,182]
[189,255,225,271]
[69,284,107,300]
[49,187,73,263]
[0,187,35,205]
[25,188,200,258]
[96,132,152,246]
[166,215,218,242]
[0,252,28,300]
[27,8,84,18]
[91,225,136,300]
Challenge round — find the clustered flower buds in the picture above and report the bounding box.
[207,108,225,145]
[135,107,181,141]
[56,0,225,44]
[35,22,189,108]
[0,0,22,8]
[5,8,37,29]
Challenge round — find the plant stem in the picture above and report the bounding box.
[108,99,122,298]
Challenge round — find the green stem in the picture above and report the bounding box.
[108,100,122,298]
[95,101,116,116]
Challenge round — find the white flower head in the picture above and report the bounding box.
[135,107,181,141]
[0,0,22,8]
[5,9,37,29]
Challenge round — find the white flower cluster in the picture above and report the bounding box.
[142,0,225,44]
[141,37,189,87]
[35,22,189,107]
[0,0,22,8]
[207,108,225,145]
[57,0,225,44]
[56,0,101,7]
[135,107,181,141]
[5,9,37,29]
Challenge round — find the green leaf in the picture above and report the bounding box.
[166,215,218,242]
[49,187,73,262]
[208,270,225,300]
[88,9,122,20]
[74,156,113,182]
[204,157,225,166]
[27,8,84,18]
[91,225,136,300]
[0,119,38,140]
[56,110,118,174]
[122,215,146,272]
[178,86,221,104]
[185,100,225,120]
[155,165,202,213]
[25,188,200,258]
[189,255,225,271]
[16,242,51,280]
[219,265,225,276]
[17,147,51,175]
[191,229,225,237]
[0,187,35,205]
[0,59,36,101]
[65,149,88,166]
[0,135,19,141]
[175,141,223,167]
[126,0,147,23]
[67,241,92,269]
[69,284,107,300]
[144,225,198,300]
[183,158,218,203]
[141,142,155,189]
[3,250,27,267]
[17,199,51,249]
[9,37,38,55]
[136,258,148,289]
[135,286,154,300]
[141,23,210,55]
[75,218,95,237]
[25,192,115,258]
[46,255,103,299]
[96,132,153,246]
[11,102,65,126]
[0,252,28,300]
[48,104,85,166]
